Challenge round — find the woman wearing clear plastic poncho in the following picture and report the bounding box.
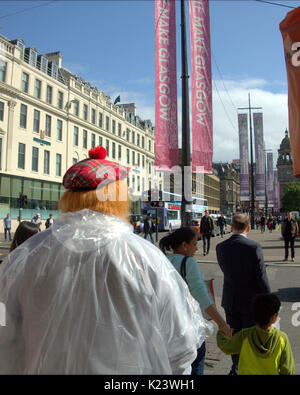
[0,146,212,374]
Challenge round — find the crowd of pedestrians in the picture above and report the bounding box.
[0,149,298,374]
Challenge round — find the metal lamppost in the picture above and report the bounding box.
[238,93,262,229]
[180,0,192,227]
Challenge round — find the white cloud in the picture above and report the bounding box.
[212,78,289,166]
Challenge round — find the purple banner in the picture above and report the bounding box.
[267,152,274,207]
[274,170,278,211]
[155,0,178,170]
[189,0,213,173]
[253,113,265,201]
[238,113,250,201]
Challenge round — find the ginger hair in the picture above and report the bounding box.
[58,179,129,220]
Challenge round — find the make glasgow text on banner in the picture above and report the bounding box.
[155,0,178,170]
[280,7,300,178]
[189,0,213,173]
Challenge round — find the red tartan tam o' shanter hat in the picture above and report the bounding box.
[63,146,131,191]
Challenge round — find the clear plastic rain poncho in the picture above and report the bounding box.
[0,209,212,374]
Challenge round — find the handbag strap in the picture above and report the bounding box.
[180,256,189,285]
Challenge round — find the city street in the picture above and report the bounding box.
[1,227,300,375]
[146,226,300,374]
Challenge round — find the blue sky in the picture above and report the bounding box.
[0,0,299,163]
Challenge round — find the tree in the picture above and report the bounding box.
[281,182,300,212]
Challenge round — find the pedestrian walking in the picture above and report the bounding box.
[281,212,299,262]
[144,213,155,244]
[0,145,207,374]
[45,214,54,229]
[200,210,214,256]
[159,227,229,375]
[9,221,40,252]
[260,214,266,233]
[3,213,12,241]
[217,214,226,238]
[216,213,271,375]
[31,213,42,231]
[217,293,295,375]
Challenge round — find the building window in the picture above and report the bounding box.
[118,145,122,160]
[0,137,2,169]
[112,142,116,159]
[126,149,130,164]
[137,152,140,167]
[142,155,145,168]
[132,131,135,145]
[33,109,40,133]
[148,140,151,152]
[32,147,39,172]
[99,112,103,128]
[20,104,27,128]
[118,123,121,137]
[73,126,79,146]
[83,129,87,149]
[72,158,78,165]
[91,108,96,124]
[73,100,79,116]
[44,150,50,174]
[45,115,51,137]
[126,128,130,141]
[21,72,29,93]
[28,48,37,67]
[106,139,110,157]
[137,134,140,146]
[112,120,116,134]
[132,151,135,166]
[105,116,110,131]
[0,102,4,121]
[56,153,62,176]
[99,136,103,147]
[0,61,7,82]
[56,119,63,141]
[34,79,41,99]
[18,143,25,169]
[91,133,95,148]
[57,91,64,109]
[46,85,52,104]
[83,104,88,121]
[137,176,140,192]
[142,136,145,149]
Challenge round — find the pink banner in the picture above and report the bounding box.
[155,0,178,170]
[189,0,213,173]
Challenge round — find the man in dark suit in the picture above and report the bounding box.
[216,214,271,375]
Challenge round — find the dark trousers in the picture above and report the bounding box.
[284,236,295,259]
[220,226,224,237]
[191,341,206,375]
[4,227,11,241]
[202,234,211,255]
[225,308,255,375]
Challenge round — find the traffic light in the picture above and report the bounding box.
[18,193,28,208]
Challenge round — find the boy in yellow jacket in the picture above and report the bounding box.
[217,293,295,375]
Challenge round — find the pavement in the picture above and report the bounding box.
[190,228,300,375]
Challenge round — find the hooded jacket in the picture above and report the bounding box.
[0,209,210,374]
[217,326,295,375]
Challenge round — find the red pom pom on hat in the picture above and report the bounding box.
[88,146,106,160]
